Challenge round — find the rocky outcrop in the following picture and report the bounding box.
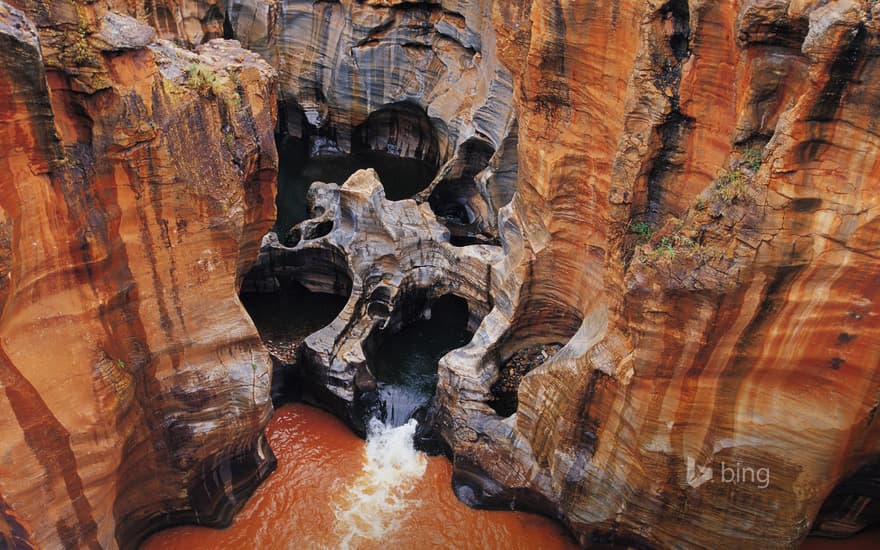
[0,2,277,548]
[429,1,880,548]
[3,0,879,548]
[227,0,518,240]
[225,0,880,547]
[244,169,499,430]
[109,0,228,46]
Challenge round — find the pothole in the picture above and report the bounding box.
[275,101,442,236]
[363,294,474,428]
[489,343,563,418]
[240,281,347,365]
[428,137,500,246]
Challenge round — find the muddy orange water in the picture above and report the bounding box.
[143,403,579,550]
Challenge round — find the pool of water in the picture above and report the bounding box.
[240,281,348,364]
[368,295,473,427]
[275,137,437,236]
[141,403,580,550]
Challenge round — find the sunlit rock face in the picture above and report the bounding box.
[2,0,880,549]
[225,0,880,546]
[431,1,880,548]
[0,2,277,548]
[109,0,227,46]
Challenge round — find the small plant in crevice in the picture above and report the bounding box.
[629,220,655,244]
[641,233,697,262]
[742,147,763,171]
[714,168,748,203]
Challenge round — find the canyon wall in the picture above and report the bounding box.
[435,0,880,548]
[220,0,879,547]
[0,1,278,548]
[1,0,879,548]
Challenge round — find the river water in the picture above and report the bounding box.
[142,403,579,549]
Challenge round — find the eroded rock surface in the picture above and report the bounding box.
[2,0,880,549]
[227,0,518,240]
[0,2,277,548]
[430,1,880,548]
[230,1,880,547]
[245,169,499,430]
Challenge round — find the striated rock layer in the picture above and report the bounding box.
[226,0,519,238]
[2,0,880,548]
[430,1,880,548]
[234,0,880,548]
[0,2,278,548]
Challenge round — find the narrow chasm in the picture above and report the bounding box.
[274,101,440,237]
[362,294,474,428]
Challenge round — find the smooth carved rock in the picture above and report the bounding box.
[0,3,278,548]
[227,0,519,238]
[231,1,880,546]
[3,0,880,548]
[247,169,499,429]
[228,0,514,154]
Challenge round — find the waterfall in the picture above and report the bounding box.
[333,418,427,548]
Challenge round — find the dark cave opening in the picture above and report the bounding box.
[428,137,499,246]
[239,246,353,405]
[274,101,441,236]
[488,342,564,418]
[361,293,474,428]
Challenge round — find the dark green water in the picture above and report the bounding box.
[275,137,437,236]
[369,296,473,427]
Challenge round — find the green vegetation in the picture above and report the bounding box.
[714,168,749,203]
[186,62,224,96]
[629,220,655,244]
[742,147,763,171]
[648,234,697,261]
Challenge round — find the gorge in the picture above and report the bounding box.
[1,1,879,549]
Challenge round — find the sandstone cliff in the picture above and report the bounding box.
[227,0,880,548]
[434,1,880,548]
[2,0,879,548]
[0,2,277,548]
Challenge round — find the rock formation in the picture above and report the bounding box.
[226,0,519,241]
[432,1,880,549]
[231,0,880,548]
[0,2,278,548]
[243,169,499,431]
[1,0,879,549]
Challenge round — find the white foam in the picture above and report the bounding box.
[333,418,427,548]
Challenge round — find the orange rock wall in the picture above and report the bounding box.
[449,0,880,547]
[0,2,277,548]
